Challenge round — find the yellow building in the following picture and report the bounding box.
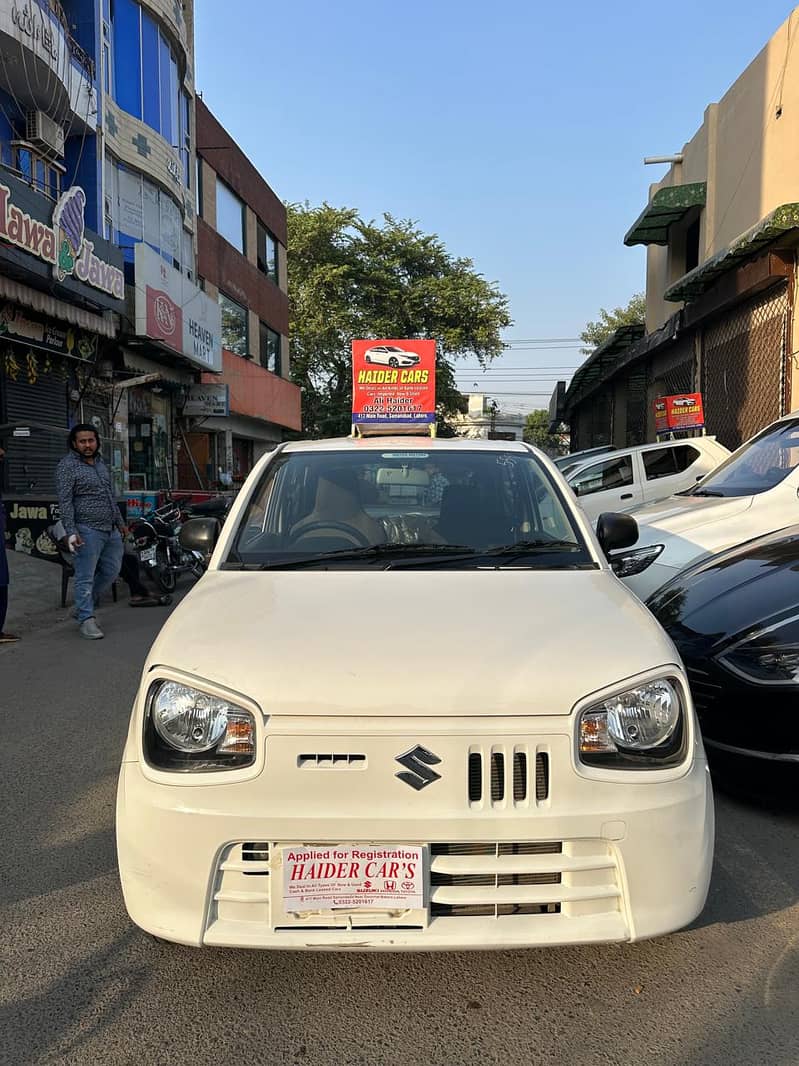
[565,7,799,451]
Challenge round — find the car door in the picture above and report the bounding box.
[568,451,644,522]
[639,444,707,503]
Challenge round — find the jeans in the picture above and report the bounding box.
[73,525,123,623]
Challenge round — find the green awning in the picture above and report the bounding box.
[665,203,799,302]
[624,182,707,247]
[564,323,645,413]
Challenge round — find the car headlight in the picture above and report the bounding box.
[578,678,685,769]
[718,614,799,686]
[145,680,257,771]
[609,544,664,578]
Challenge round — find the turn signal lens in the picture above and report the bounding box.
[217,712,256,755]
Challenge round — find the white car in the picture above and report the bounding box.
[567,437,730,523]
[117,437,713,950]
[364,345,421,367]
[612,412,799,601]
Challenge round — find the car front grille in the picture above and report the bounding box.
[468,746,550,805]
[207,839,621,934]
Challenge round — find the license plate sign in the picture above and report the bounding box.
[282,845,424,911]
[140,546,156,562]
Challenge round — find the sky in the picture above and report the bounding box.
[194,0,798,416]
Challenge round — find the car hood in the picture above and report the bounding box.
[145,570,678,718]
[630,493,753,544]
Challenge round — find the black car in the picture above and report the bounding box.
[648,527,799,796]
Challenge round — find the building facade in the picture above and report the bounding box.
[190,98,299,489]
[564,9,799,453]
[451,394,525,441]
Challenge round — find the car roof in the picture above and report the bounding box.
[565,436,719,471]
[281,436,531,454]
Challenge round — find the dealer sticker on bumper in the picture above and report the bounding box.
[282,845,424,911]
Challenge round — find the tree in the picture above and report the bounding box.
[580,293,646,352]
[286,203,512,437]
[523,409,564,455]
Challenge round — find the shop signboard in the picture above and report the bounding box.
[351,339,436,425]
[0,179,124,306]
[654,393,706,434]
[0,301,99,360]
[2,498,62,563]
[133,244,222,373]
[183,383,230,417]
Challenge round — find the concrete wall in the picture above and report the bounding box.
[644,8,799,330]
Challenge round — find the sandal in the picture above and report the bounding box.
[0,632,20,643]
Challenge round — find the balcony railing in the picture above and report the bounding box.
[13,0,96,80]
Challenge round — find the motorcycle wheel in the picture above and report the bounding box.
[155,545,177,592]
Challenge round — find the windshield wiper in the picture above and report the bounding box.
[478,538,581,555]
[691,489,725,497]
[254,543,477,570]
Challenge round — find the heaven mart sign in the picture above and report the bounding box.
[0,183,124,299]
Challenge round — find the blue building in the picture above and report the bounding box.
[0,0,216,510]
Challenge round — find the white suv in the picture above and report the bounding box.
[567,438,729,523]
[116,437,712,951]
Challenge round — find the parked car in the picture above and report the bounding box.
[364,345,421,367]
[648,527,799,796]
[566,437,729,523]
[116,436,713,950]
[611,412,799,600]
[553,445,617,474]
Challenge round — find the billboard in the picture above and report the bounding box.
[351,339,436,425]
[654,393,705,434]
[182,383,230,417]
[134,244,222,372]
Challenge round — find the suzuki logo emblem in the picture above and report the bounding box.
[395,745,442,791]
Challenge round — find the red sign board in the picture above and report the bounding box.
[654,393,705,433]
[352,339,436,425]
[145,285,183,354]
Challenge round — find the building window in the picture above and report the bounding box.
[259,322,281,373]
[256,221,278,283]
[216,181,245,253]
[220,293,248,356]
[11,145,62,200]
[106,155,188,271]
[112,0,185,178]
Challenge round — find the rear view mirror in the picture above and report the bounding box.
[596,512,638,556]
[179,517,220,558]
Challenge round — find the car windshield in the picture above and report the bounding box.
[228,448,593,569]
[689,418,799,497]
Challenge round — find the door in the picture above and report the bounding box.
[569,451,644,522]
[639,444,706,504]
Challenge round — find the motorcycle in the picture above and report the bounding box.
[130,501,205,593]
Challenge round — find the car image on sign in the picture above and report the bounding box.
[364,345,421,367]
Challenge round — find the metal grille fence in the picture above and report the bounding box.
[624,365,649,445]
[572,386,613,450]
[701,285,789,450]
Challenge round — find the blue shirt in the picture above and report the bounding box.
[55,451,124,536]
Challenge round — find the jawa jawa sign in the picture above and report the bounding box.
[655,393,705,434]
[352,339,436,425]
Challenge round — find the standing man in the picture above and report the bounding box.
[56,424,125,640]
[0,440,19,644]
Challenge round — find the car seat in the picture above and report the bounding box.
[289,468,386,547]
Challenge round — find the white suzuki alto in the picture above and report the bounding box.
[116,437,713,950]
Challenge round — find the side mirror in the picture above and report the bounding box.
[596,512,638,556]
[179,517,220,558]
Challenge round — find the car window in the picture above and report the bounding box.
[643,445,700,480]
[571,455,633,496]
[230,449,591,567]
[693,419,799,497]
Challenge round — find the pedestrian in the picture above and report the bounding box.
[0,440,20,644]
[56,424,125,640]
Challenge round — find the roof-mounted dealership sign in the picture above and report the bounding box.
[654,393,705,434]
[0,183,124,300]
[133,243,222,373]
[352,339,436,426]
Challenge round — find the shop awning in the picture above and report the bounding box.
[665,203,799,302]
[0,276,117,338]
[563,323,645,414]
[624,183,707,247]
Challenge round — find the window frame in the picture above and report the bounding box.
[259,321,281,374]
[219,291,249,357]
[216,179,246,255]
[571,454,635,497]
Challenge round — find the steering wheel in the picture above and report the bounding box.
[290,521,373,547]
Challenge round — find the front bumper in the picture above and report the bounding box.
[117,726,713,950]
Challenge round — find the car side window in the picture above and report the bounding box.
[643,445,700,480]
[572,455,634,496]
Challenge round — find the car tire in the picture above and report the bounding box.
[365,355,372,363]
[388,357,399,368]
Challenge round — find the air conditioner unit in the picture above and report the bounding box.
[26,111,65,158]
